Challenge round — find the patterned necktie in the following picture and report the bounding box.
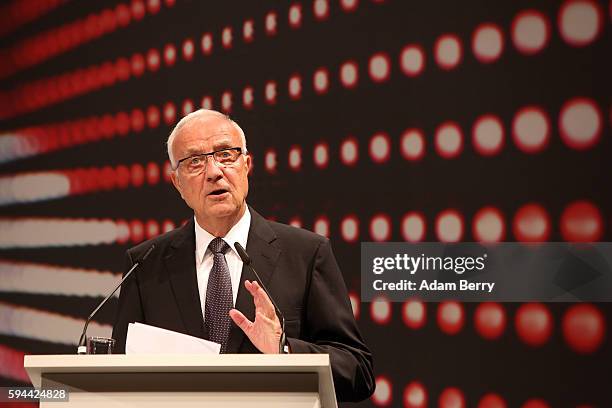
[204,237,233,353]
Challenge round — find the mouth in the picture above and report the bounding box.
[208,188,230,197]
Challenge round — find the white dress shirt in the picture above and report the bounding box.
[194,207,251,321]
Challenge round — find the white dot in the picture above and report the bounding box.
[313,0,329,20]
[370,214,391,241]
[436,210,463,242]
[558,0,602,47]
[473,207,505,242]
[313,68,329,94]
[372,377,392,406]
[221,91,232,112]
[472,115,504,156]
[370,297,391,324]
[435,122,463,158]
[340,61,358,88]
[201,33,213,55]
[341,216,359,242]
[288,146,302,170]
[512,10,550,55]
[201,95,213,109]
[368,53,390,82]
[400,44,425,77]
[265,12,277,35]
[340,137,358,166]
[340,0,358,12]
[400,128,425,161]
[222,26,232,48]
[434,34,462,70]
[242,86,254,109]
[265,150,277,173]
[288,3,302,28]
[313,143,329,168]
[182,99,194,116]
[243,19,254,42]
[512,106,550,153]
[314,216,329,237]
[559,98,601,149]
[369,133,390,163]
[265,81,277,104]
[472,23,504,63]
[182,39,194,60]
[401,212,426,242]
[288,75,302,99]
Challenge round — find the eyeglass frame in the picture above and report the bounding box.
[172,146,247,173]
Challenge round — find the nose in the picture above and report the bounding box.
[205,155,224,181]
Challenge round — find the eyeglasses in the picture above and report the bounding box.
[174,147,245,174]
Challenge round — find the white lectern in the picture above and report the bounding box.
[24,354,338,408]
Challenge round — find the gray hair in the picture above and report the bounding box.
[167,109,247,168]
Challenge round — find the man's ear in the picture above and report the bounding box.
[245,154,252,175]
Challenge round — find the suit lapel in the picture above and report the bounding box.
[226,208,281,353]
[164,219,205,339]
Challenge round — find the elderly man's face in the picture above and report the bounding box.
[170,116,250,225]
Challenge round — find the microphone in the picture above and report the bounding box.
[234,242,288,354]
[77,245,155,354]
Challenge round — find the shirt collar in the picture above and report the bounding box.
[194,206,251,263]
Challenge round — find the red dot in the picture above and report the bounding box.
[313,216,330,237]
[562,303,605,354]
[437,301,464,335]
[403,300,426,329]
[221,26,233,49]
[472,206,505,242]
[115,4,131,27]
[372,375,393,406]
[146,219,159,239]
[313,0,330,20]
[115,57,131,81]
[163,101,176,125]
[288,216,303,228]
[340,0,359,12]
[146,162,160,185]
[288,73,302,100]
[147,0,160,14]
[146,48,160,71]
[513,203,551,242]
[521,399,550,408]
[115,111,130,136]
[265,11,278,36]
[439,387,465,408]
[162,219,176,233]
[558,97,602,150]
[264,149,277,173]
[116,219,130,244]
[131,163,145,187]
[434,34,463,70]
[288,145,302,171]
[313,67,330,94]
[115,165,130,189]
[242,86,254,109]
[99,166,116,190]
[130,219,145,243]
[163,43,176,66]
[478,393,507,408]
[340,60,359,89]
[472,23,504,63]
[474,302,506,340]
[131,0,146,20]
[288,3,302,29]
[400,128,426,162]
[163,161,173,183]
[403,381,427,408]
[515,303,553,347]
[130,53,145,77]
[131,109,145,133]
[511,10,551,55]
[560,200,603,241]
[399,44,426,77]
[146,105,160,128]
[243,19,255,43]
[265,80,277,104]
[201,32,213,55]
[558,0,603,47]
[182,38,194,61]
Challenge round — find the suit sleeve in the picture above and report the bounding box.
[112,250,145,353]
[285,239,375,402]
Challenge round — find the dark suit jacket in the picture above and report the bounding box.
[112,207,375,402]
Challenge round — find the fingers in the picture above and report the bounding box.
[229,309,253,334]
[244,280,276,319]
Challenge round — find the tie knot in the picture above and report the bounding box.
[209,237,230,254]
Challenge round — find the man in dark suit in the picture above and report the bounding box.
[112,109,374,402]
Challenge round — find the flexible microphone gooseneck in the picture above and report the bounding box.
[234,242,288,354]
[76,244,155,354]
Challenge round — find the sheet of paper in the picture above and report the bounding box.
[126,322,221,354]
